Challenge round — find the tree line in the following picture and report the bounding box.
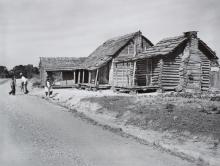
[0,65,39,79]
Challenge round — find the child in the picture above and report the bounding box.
[9,76,16,95]
[45,77,52,97]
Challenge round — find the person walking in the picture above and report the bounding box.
[20,73,29,94]
[20,81,24,92]
[9,76,16,95]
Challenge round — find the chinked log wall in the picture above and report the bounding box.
[198,50,211,91]
[161,55,181,89]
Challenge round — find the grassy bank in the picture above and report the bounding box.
[81,94,220,139]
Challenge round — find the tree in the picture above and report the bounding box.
[10,64,39,78]
[0,66,9,78]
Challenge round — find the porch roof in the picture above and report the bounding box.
[40,57,86,71]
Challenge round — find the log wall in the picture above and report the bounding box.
[161,55,181,89]
[198,50,210,91]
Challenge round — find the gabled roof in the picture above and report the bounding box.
[198,39,218,59]
[134,35,187,60]
[133,31,218,61]
[40,57,86,71]
[81,31,153,70]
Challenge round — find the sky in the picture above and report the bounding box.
[0,0,220,69]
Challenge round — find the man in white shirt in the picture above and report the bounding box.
[20,73,29,94]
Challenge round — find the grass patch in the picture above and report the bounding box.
[81,94,220,139]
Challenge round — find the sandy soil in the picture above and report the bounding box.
[0,80,194,166]
[31,86,220,166]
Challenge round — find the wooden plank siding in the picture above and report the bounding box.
[113,62,134,87]
[113,36,153,88]
[136,59,148,86]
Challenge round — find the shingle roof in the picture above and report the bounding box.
[132,32,218,61]
[40,57,86,71]
[199,39,218,59]
[133,35,187,60]
[81,31,151,70]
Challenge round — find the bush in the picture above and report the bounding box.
[32,81,41,88]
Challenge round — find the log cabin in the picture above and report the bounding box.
[113,31,219,92]
[78,31,153,89]
[39,57,86,87]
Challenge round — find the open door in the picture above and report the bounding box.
[146,59,152,86]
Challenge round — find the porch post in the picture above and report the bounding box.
[88,71,91,84]
[132,61,136,86]
[78,70,81,84]
[82,70,85,83]
[158,59,164,92]
[95,69,99,86]
[73,71,76,84]
[61,71,63,80]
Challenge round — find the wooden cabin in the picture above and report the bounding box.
[77,31,153,89]
[114,31,219,92]
[39,57,86,87]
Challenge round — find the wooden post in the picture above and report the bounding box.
[78,70,81,84]
[158,59,164,92]
[126,63,129,87]
[82,70,85,83]
[73,71,76,84]
[115,63,118,87]
[132,37,137,87]
[109,59,114,86]
[122,63,124,86]
[88,71,91,84]
[95,69,99,86]
[61,71,63,80]
[132,61,136,86]
[129,62,132,87]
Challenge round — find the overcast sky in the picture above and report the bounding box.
[0,0,219,69]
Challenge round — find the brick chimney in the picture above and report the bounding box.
[184,31,198,38]
[183,31,199,54]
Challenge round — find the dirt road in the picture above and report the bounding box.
[0,80,194,166]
